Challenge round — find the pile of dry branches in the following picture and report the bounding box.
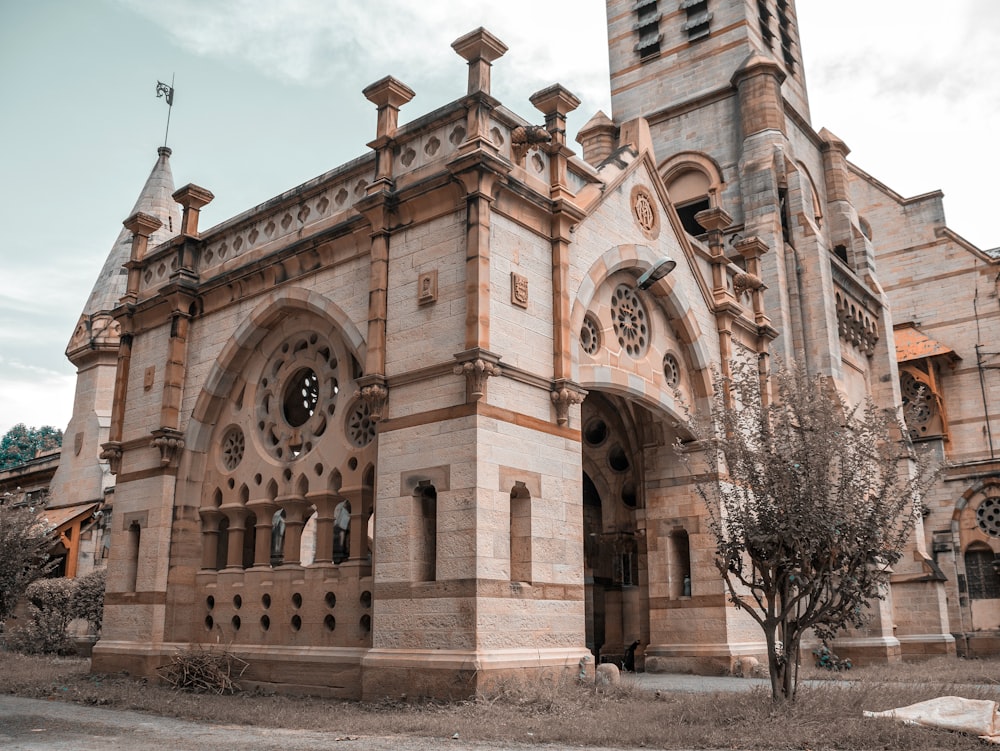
[156,646,249,694]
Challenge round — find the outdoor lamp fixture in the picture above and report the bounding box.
[636,257,677,290]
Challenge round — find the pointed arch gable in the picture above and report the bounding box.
[188,288,366,454]
[571,243,714,385]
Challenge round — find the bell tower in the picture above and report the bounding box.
[607,0,809,123]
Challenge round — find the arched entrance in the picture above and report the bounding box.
[580,390,695,670]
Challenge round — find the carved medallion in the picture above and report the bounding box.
[630,185,660,240]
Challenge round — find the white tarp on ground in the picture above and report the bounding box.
[864,696,1000,744]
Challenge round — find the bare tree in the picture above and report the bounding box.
[680,357,938,701]
[0,504,54,624]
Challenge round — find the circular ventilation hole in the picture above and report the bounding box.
[292,592,303,609]
[360,590,372,608]
[205,615,214,631]
[206,596,215,610]
[360,614,372,632]
[231,615,241,631]
[260,614,270,632]
[291,615,302,632]
[233,595,242,610]
[324,614,336,631]
[261,593,271,609]
[325,592,337,609]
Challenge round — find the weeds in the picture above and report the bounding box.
[1,651,996,749]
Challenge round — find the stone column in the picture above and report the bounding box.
[307,492,338,565]
[198,509,223,570]
[276,496,311,567]
[221,506,248,569]
[246,499,277,568]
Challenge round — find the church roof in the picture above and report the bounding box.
[80,147,180,317]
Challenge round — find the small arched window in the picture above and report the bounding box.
[661,152,724,239]
[965,545,1000,600]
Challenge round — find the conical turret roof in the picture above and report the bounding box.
[81,146,180,317]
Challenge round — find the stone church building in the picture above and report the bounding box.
[64,1,999,697]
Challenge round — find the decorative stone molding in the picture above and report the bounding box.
[511,125,551,163]
[418,270,438,305]
[510,272,529,308]
[732,271,764,298]
[835,290,879,356]
[550,380,588,427]
[355,375,389,422]
[453,349,502,402]
[151,427,185,468]
[630,185,660,240]
[100,441,123,475]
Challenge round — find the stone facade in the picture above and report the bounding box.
[77,2,998,697]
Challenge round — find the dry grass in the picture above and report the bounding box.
[2,651,999,749]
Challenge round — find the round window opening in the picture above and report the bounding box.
[580,315,600,355]
[976,496,1000,538]
[608,444,630,473]
[584,419,608,447]
[611,285,648,358]
[221,426,245,471]
[283,368,319,427]
[663,354,680,389]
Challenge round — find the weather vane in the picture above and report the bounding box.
[155,75,175,148]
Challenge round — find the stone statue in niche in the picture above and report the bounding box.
[333,499,351,564]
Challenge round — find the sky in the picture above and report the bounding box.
[0,0,997,439]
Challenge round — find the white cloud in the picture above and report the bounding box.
[0,368,75,437]
[117,0,611,113]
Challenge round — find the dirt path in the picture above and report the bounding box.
[1,693,717,751]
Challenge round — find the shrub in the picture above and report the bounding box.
[8,577,76,654]
[0,504,55,623]
[7,569,107,654]
[73,568,106,634]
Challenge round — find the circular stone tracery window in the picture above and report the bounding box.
[976,496,1000,538]
[611,284,649,358]
[220,426,245,471]
[256,333,340,460]
[580,315,600,355]
[346,400,375,448]
[663,354,680,389]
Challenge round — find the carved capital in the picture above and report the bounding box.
[99,441,123,475]
[355,375,389,422]
[150,427,185,468]
[453,349,502,402]
[550,380,588,427]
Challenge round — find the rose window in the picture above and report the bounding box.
[256,333,340,460]
[580,315,600,355]
[611,284,648,358]
[221,426,245,471]
[901,371,934,435]
[663,354,680,388]
[976,497,1000,538]
[347,400,375,448]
